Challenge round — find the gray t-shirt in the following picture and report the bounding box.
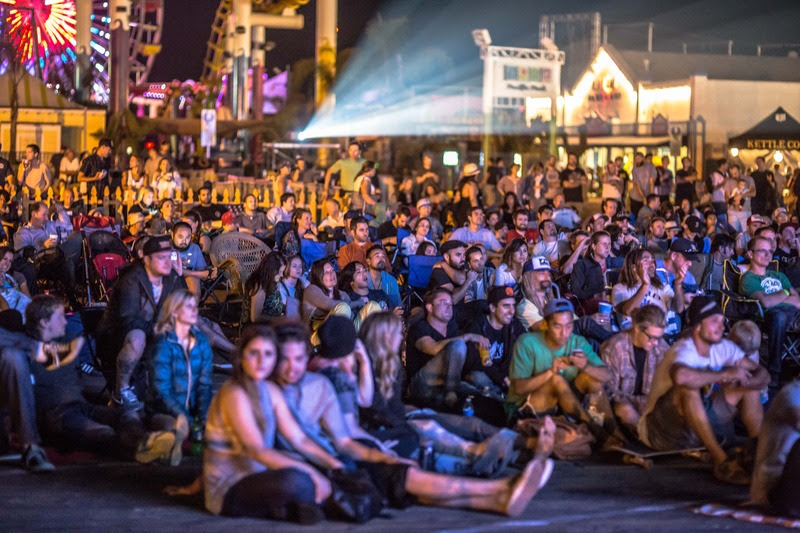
[282,372,350,448]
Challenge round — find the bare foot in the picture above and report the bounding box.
[503,458,554,517]
[535,416,556,459]
[163,476,203,496]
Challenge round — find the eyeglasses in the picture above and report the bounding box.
[638,327,664,341]
[752,249,772,255]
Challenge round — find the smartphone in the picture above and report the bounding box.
[170,251,178,261]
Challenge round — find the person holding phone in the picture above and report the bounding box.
[508,298,621,445]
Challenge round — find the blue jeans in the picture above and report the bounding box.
[407,339,467,407]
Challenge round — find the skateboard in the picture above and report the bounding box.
[609,441,707,469]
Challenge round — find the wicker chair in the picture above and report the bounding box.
[207,233,270,324]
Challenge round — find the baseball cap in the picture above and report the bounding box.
[684,215,703,233]
[664,220,680,231]
[747,215,765,226]
[317,316,356,359]
[440,240,467,255]
[142,235,172,256]
[612,213,629,222]
[669,237,699,258]
[488,285,515,305]
[590,213,608,224]
[416,198,432,209]
[542,298,575,319]
[523,255,556,274]
[687,295,722,327]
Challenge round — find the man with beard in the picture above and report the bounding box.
[428,240,470,304]
[640,296,767,484]
[532,219,559,265]
[366,245,401,309]
[464,245,495,303]
[343,260,401,315]
[194,186,225,225]
[406,288,488,409]
[462,286,527,396]
[506,209,538,244]
[642,217,668,253]
[171,222,217,298]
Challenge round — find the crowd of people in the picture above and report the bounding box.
[1,138,800,523]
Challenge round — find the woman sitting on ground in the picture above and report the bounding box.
[280,208,318,257]
[149,289,213,465]
[203,324,341,522]
[244,252,287,324]
[301,259,359,342]
[493,238,528,289]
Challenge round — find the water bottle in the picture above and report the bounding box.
[462,396,475,417]
[419,439,435,471]
[190,422,204,457]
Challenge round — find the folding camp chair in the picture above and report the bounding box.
[402,255,442,310]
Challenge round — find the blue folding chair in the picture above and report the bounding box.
[403,255,442,309]
[300,239,329,267]
[392,227,412,270]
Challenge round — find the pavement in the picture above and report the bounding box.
[0,452,781,531]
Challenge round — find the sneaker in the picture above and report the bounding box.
[80,363,98,376]
[110,387,143,411]
[135,431,176,464]
[23,444,55,473]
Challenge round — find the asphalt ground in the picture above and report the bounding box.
[0,451,780,531]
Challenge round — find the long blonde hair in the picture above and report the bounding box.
[154,289,197,335]
[358,312,403,401]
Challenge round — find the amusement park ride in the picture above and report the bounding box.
[0,0,337,119]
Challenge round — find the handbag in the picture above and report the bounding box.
[323,468,385,523]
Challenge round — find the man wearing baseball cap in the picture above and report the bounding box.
[651,238,696,310]
[96,235,187,411]
[461,286,526,397]
[681,215,706,253]
[639,295,768,484]
[508,298,616,441]
[517,257,559,330]
[736,214,765,257]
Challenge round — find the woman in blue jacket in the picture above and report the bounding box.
[148,289,213,465]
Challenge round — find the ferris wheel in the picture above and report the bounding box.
[1,0,164,104]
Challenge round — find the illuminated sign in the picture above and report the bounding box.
[745,139,800,150]
[442,151,459,166]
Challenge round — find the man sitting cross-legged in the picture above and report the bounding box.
[507,298,619,443]
[600,305,669,439]
[639,296,769,484]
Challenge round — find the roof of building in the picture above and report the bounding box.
[0,71,84,110]
[602,44,800,85]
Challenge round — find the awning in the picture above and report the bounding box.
[729,107,800,150]
[565,135,670,147]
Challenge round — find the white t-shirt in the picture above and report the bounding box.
[642,337,745,420]
[611,282,674,330]
[532,240,559,264]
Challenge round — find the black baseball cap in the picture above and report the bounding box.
[669,237,698,258]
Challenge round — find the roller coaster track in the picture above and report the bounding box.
[199,0,310,88]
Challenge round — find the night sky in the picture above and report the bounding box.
[148,0,800,83]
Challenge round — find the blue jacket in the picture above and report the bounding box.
[148,327,213,425]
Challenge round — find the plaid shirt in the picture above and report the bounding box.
[599,331,668,413]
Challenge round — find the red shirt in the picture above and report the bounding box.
[507,228,539,244]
